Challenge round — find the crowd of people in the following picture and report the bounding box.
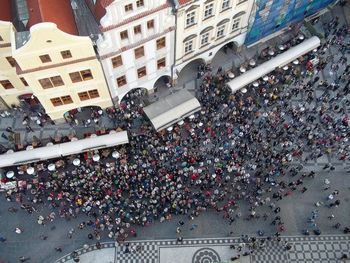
[0,11,350,262]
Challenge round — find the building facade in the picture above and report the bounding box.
[173,0,254,78]
[245,0,337,45]
[0,0,31,110]
[0,0,112,122]
[91,0,176,104]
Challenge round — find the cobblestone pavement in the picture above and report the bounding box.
[55,235,350,263]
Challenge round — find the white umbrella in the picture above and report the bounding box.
[283,65,289,71]
[263,76,269,81]
[6,171,14,179]
[6,149,14,154]
[198,122,203,127]
[112,151,120,159]
[109,130,117,134]
[48,163,56,171]
[189,115,195,120]
[278,45,285,51]
[268,50,275,56]
[241,88,248,94]
[293,60,299,65]
[26,167,35,175]
[249,59,256,66]
[93,154,100,162]
[70,137,78,141]
[298,34,304,40]
[98,109,103,115]
[253,82,259,87]
[46,142,54,146]
[26,146,34,150]
[313,49,318,52]
[239,67,246,73]
[228,72,235,79]
[167,126,173,132]
[177,120,184,125]
[73,158,81,166]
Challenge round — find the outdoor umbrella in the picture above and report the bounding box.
[26,167,35,175]
[112,151,120,159]
[48,163,56,171]
[93,154,100,162]
[73,158,81,166]
[6,171,14,179]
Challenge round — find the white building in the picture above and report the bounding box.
[173,0,254,78]
[88,0,176,104]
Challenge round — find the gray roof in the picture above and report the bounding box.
[15,31,30,49]
[70,0,101,40]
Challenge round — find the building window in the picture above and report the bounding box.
[111,55,123,68]
[61,50,72,59]
[50,97,63,106]
[217,24,226,38]
[232,17,241,31]
[136,0,144,7]
[156,37,166,49]
[69,69,93,83]
[186,11,196,27]
[137,66,147,79]
[204,3,214,19]
[147,20,154,29]
[78,91,89,101]
[237,0,247,4]
[6,57,16,67]
[61,95,73,104]
[0,80,14,89]
[157,57,166,69]
[50,95,73,106]
[120,30,128,40]
[39,54,52,63]
[222,0,230,10]
[134,25,142,35]
[184,40,193,54]
[20,77,28,86]
[88,89,99,98]
[78,89,99,101]
[125,3,133,12]
[117,76,127,87]
[134,46,145,59]
[200,32,210,46]
[39,75,64,89]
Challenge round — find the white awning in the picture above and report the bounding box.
[0,131,129,168]
[227,36,321,93]
[143,90,201,132]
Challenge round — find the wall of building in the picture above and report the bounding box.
[174,0,254,75]
[0,21,31,109]
[97,0,175,103]
[245,0,337,45]
[12,23,112,121]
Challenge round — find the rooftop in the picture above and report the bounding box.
[0,0,12,22]
[26,0,78,35]
[71,0,101,38]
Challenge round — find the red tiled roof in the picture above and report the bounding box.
[26,0,78,35]
[0,0,12,22]
[178,0,193,6]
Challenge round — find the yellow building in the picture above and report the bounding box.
[1,0,112,122]
[0,0,31,110]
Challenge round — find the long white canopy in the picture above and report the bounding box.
[0,131,129,168]
[227,36,321,93]
[143,90,201,132]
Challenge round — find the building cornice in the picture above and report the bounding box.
[100,26,175,60]
[100,3,171,32]
[17,56,97,75]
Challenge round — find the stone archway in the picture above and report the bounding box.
[153,75,171,95]
[176,58,206,88]
[211,41,241,72]
[118,87,149,107]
